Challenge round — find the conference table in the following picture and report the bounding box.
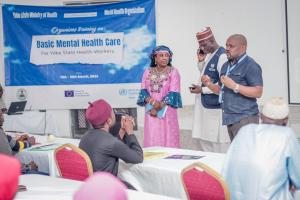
[15,134,79,176]
[16,140,226,199]
[15,174,180,200]
[118,147,300,200]
[118,147,226,200]
[16,142,300,200]
[3,111,59,135]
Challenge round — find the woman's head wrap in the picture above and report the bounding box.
[149,45,173,67]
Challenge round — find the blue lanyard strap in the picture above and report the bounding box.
[226,54,247,75]
[218,54,247,103]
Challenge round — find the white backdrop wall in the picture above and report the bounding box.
[0,0,290,105]
[0,0,296,136]
[287,0,300,104]
[156,0,288,105]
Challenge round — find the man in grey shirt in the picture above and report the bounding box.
[79,99,143,188]
[0,84,7,113]
[0,110,41,174]
[0,110,12,155]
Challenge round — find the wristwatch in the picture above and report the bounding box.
[233,84,240,93]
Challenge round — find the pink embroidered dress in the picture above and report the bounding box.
[137,66,182,147]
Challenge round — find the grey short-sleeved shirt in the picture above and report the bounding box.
[0,128,12,155]
[0,98,6,110]
[220,55,263,125]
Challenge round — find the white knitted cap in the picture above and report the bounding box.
[262,97,289,119]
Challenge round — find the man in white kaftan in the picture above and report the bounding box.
[190,27,230,153]
[222,97,300,200]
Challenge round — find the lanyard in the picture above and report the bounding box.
[225,54,247,75]
[218,54,247,103]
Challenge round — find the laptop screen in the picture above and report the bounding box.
[7,101,27,115]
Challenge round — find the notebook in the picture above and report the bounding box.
[146,103,168,119]
[7,101,27,115]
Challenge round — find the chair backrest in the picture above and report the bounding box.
[181,162,230,200]
[54,143,93,181]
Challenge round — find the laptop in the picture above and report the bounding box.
[7,101,27,115]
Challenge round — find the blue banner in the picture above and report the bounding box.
[2,0,156,86]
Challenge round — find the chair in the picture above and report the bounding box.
[54,143,93,181]
[181,162,230,200]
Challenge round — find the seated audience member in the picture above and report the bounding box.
[0,110,35,155]
[7,134,35,154]
[79,99,143,189]
[0,154,21,200]
[74,172,127,200]
[0,110,41,175]
[0,84,7,113]
[222,97,300,200]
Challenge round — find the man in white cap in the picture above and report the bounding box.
[189,27,230,153]
[222,97,300,200]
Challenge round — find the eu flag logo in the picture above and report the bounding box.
[64,90,74,97]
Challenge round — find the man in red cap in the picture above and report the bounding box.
[79,99,143,189]
[189,27,230,153]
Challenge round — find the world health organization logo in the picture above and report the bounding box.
[119,89,128,96]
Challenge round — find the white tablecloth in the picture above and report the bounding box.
[3,111,59,135]
[16,135,80,176]
[15,174,180,200]
[16,146,300,200]
[118,147,226,199]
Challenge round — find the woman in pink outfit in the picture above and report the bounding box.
[137,45,182,147]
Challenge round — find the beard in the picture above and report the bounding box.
[109,121,121,137]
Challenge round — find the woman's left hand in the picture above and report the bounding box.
[150,108,157,117]
[153,101,161,110]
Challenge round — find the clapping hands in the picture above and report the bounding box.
[121,115,135,135]
[220,75,236,90]
[17,134,36,145]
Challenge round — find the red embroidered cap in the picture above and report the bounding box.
[196,27,213,42]
[85,99,112,127]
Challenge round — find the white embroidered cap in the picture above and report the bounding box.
[262,97,289,119]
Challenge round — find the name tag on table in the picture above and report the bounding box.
[143,151,169,160]
[27,143,62,151]
[164,155,205,160]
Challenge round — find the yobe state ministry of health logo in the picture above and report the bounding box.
[17,88,27,100]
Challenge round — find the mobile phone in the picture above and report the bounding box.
[18,185,27,192]
[197,48,205,55]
